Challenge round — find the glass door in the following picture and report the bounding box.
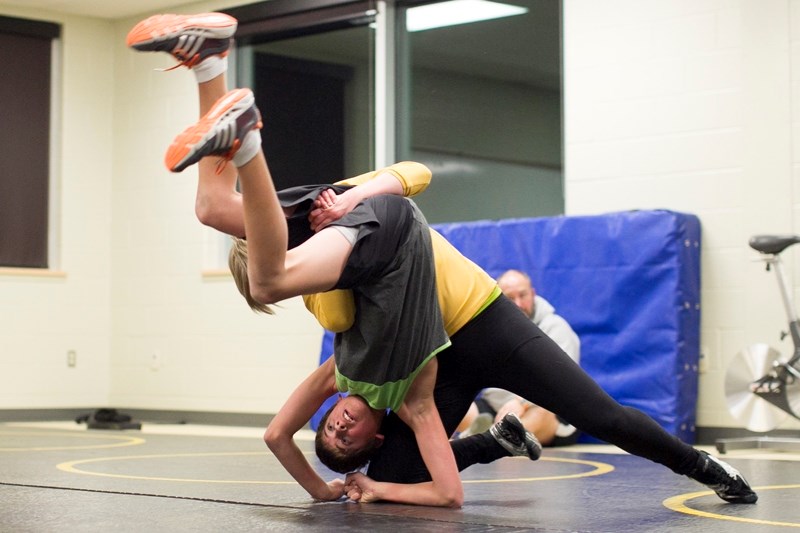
[229,1,377,186]
[395,0,563,223]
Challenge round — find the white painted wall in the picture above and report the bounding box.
[4,0,800,434]
[0,0,324,417]
[563,0,800,430]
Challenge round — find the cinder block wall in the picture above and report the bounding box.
[563,0,800,432]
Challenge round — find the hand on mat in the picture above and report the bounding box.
[309,188,358,232]
[344,472,381,503]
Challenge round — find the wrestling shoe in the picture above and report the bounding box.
[489,413,542,461]
[126,13,237,68]
[689,450,758,503]
[165,88,262,173]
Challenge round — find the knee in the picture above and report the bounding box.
[195,198,221,229]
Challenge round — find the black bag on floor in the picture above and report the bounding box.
[75,408,141,430]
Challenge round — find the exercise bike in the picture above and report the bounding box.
[716,235,800,453]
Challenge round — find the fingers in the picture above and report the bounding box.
[346,486,362,501]
[310,189,338,232]
[313,188,336,209]
[344,474,362,501]
[309,210,331,232]
[309,205,343,232]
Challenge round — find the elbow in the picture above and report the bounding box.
[429,481,463,508]
[414,161,432,181]
[441,488,463,509]
[394,161,432,196]
[246,278,291,314]
[321,314,354,333]
[399,161,431,176]
[450,490,464,509]
[263,423,281,451]
[250,285,275,307]
[249,281,286,307]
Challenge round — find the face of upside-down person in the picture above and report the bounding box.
[320,394,384,453]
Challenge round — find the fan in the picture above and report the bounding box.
[725,343,800,432]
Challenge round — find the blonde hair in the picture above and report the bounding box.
[228,237,275,314]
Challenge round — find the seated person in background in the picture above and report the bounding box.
[458,269,581,447]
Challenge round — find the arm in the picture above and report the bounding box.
[346,359,464,508]
[309,162,432,231]
[335,161,431,197]
[264,357,344,501]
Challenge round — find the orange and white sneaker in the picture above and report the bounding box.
[126,12,237,68]
[165,88,262,173]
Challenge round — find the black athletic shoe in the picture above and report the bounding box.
[489,413,542,461]
[689,450,758,504]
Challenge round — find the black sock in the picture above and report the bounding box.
[450,432,509,471]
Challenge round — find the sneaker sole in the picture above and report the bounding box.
[495,413,543,461]
[126,13,237,49]
[165,88,260,172]
[724,492,758,504]
[508,414,542,460]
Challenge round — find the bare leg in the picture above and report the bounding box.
[167,86,355,304]
[195,73,246,237]
[518,406,559,446]
[125,12,243,236]
[455,403,479,434]
[235,147,352,302]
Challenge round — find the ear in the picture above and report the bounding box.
[373,432,385,448]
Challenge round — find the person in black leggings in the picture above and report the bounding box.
[368,295,701,483]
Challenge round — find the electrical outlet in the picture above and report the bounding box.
[698,348,710,373]
[150,350,162,371]
[67,350,76,368]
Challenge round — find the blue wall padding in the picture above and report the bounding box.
[309,329,337,432]
[311,209,701,444]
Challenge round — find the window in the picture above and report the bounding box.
[211,0,563,233]
[0,16,60,268]
[395,0,563,223]
[226,0,376,182]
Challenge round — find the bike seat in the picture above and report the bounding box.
[749,234,800,254]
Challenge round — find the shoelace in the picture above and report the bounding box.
[213,146,239,175]
[155,34,210,71]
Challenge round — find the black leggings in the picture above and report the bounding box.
[367,295,698,483]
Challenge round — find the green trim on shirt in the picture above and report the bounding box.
[470,285,502,320]
[335,339,452,412]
